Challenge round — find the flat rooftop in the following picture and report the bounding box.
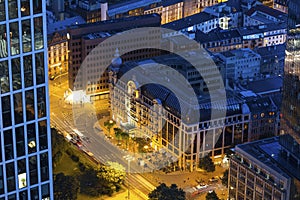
[236,134,300,180]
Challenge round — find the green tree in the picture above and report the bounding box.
[148,183,185,200]
[199,155,215,172]
[121,131,129,148]
[79,169,114,197]
[222,169,229,187]
[114,128,122,144]
[98,162,126,190]
[54,173,79,200]
[206,190,219,200]
[51,128,68,168]
[104,120,115,135]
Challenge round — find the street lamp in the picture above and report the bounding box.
[109,120,114,137]
[123,155,135,200]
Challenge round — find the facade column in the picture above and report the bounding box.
[196,132,200,166]
[178,125,182,169]
[242,120,244,142]
[182,132,186,170]
[172,124,175,152]
[232,124,235,144]
[203,130,206,158]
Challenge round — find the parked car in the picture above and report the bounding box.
[209,177,218,183]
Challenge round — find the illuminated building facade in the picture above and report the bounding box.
[67,14,162,100]
[109,52,251,171]
[0,0,53,199]
[229,135,300,200]
[281,0,300,140]
[47,31,68,77]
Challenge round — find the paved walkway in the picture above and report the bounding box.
[107,190,145,200]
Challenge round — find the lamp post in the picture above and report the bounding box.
[123,155,134,200]
[109,120,114,137]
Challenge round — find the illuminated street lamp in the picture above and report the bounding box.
[144,145,149,151]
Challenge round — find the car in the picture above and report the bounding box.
[50,75,55,80]
[209,177,218,183]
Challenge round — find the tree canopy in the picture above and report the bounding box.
[206,190,219,200]
[54,173,79,200]
[222,169,229,187]
[199,155,215,172]
[98,161,126,185]
[148,183,186,200]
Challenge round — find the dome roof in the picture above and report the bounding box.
[111,48,122,68]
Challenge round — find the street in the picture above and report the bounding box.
[49,74,156,199]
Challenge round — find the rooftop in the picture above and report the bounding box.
[237,22,287,36]
[245,96,277,113]
[245,77,283,95]
[236,137,290,180]
[69,13,160,30]
[254,44,286,57]
[108,0,161,16]
[161,0,183,7]
[196,28,241,43]
[47,16,86,35]
[162,12,215,31]
[196,22,287,43]
[245,4,287,19]
[219,48,260,59]
[236,134,300,180]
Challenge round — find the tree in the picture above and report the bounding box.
[206,190,219,200]
[98,162,126,189]
[104,120,115,135]
[79,169,114,197]
[222,169,229,187]
[114,128,122,144]
[121,131,129,148]
[54,173,79,200]
[148,183,186,200]
[199,155,215,172]
[51,128,68,168]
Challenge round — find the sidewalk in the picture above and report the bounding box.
[106,190,145,200]
[78,188,146,200]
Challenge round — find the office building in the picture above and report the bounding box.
[281,0,300,140]
[254,44,286,76]
[196,22,287,52]
[229,134,300,200]
[109,50,252,171]
[0,0,53,199]
[47,16,85,77]
[273,0,288,13]
[243,4,287,27]
[68,14,162,100]
[215,48,261,83]
[162,2,242,38]
[107,0,220,24]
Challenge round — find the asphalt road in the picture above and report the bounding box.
[49,74,155,199]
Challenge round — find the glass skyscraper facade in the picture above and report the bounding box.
[0,0,53,199]
[281,0,300,140]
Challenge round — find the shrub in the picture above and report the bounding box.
[78,162,86,172]
[71,155,79,162]
[66,149,73,156]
